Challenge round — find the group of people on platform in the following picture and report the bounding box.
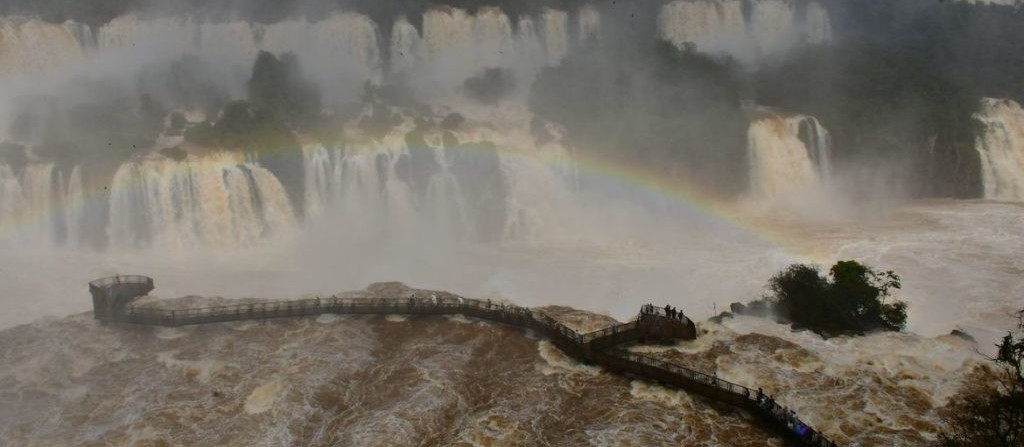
[756,388,836,447]
[638,303,690,323]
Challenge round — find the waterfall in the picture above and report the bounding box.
[747,113,831,199]
[658,0,831,61]
[1,7,581,91]
[300,112,479,241]
[541,9,569,66]
[389,17,423,74]
[261,14,382,88]
[299,107,580,244]
[749,0,798,57]
[0,163,83,246]
[418,7,518,95]
[301,138,452,240]
[394,6,572,97]
[658,0,748,54]
[975,98,1024,201]
[94,13,382,101]
[515,17,546,71]
[107,152,296,250]
[0,18,89,75]
[1,109,580,250]
[578,6,601,44]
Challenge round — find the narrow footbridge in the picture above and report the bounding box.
[89,275,838,447]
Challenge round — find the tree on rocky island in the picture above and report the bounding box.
[766,260,907,335]
[939,309,1024,447]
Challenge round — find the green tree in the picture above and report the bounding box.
[767,260,907,335]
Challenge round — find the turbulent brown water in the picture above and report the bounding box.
[0,283,988,446]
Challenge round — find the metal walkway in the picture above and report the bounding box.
[89,275,838,447]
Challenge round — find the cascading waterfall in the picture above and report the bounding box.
[301,106,580,245]
[260,15,383,89]
[0,18,89,76]
[747,112,831,199]
[657,0,831,61]
[0,3,850,80]
[409,6,578,96]
[419,7,516,91]
[302,139,462,241]
[96,14,382,100]
[0,107,581,250]
[658,0,747,54]
[0,163,84,245]
[541,9,569,66]
[390,17,424,74]
[975,98,1024,201]
[578,6,601,44]
[106,152,296,250]
[749,0,798,56]
[0,6,594,88]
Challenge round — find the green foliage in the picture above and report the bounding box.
[939,309,1024,447]
[530,40,748,196]
[767,260,907,335]
[247,51,322,129]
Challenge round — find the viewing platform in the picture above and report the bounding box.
[89,275,838,447]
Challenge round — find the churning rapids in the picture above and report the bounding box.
[1,2,1024,447]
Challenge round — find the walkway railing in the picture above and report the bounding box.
[89,276,837,447]
[613,350,835,446]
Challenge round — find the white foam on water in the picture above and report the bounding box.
[243,380,285,414]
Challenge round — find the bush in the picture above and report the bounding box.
[767,260,907,335]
